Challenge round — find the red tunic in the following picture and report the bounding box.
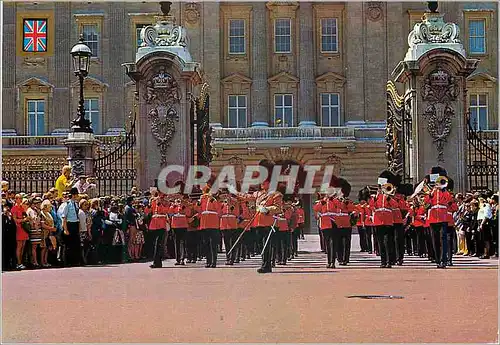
[369,194,399,226]
[296,207,305,225]
[334,199,355,229]
[363,204,374,227]
[197,194,220,230]
[425,189,453,224]
[447,201,458,227]
[219,199,239,230]
[276,207,293,232]
[313,199,336,230]
[356,204,365,227]
[169,204,190,229]
[391,194,407,224]
[250,191,282,228]
[149,200,170,230]
[409,206,426,228]
[239,201,254,231]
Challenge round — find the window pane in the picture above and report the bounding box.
[238,109,247,128]
[228,109,237,127]
[322,107,330,126]
[478,107,487,130]
[321,94,329,106]
[28,114,36,135]
[332,107,340,126]
[37,113,45,135]
[275,95,283,107]
[83,24,98,56]
[284,94,292,106]
[330,94,339,106]
[284,108,293,127]
[470,95,478,106]
[229,96,237,107]
[92,99,99,111]
[478,94,487,106]
[27,100,35,112]
[37,100,44,112]
[469,108,478,129]
[237,95,246,107]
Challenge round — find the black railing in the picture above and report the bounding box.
[466,112,498,192]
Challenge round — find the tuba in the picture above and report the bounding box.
[381,183,396,196]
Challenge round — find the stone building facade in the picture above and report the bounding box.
[2,1,498,229]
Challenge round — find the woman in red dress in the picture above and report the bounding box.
[11,195,29,270]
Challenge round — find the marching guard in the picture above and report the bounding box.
[196,184,221,268]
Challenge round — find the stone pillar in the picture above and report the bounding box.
[2,3,16,129]
[393,10,478,191]
[297,2,316,127]
[251,2,269,127]
[345,2,365,122]
[63,132,99,177]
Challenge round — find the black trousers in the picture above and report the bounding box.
[291,228,300,256]
[173,228,187,263]
[376,225,394,266]
[405,226,417,255]
[150,229,166,267]
[430,222,448,265]
[337,228,351,264]
[319,230,325,251]
[415,227,426,256]
[2,234,16,270]
[64,222,81,266]
[277,231,290,263]
[446,226,455,263]
[394,223,405,263]
[358,226,367,251]
[222,229,237,263]
[365,226,373,253]
[204,229,220,266]
[234,228,244,261]
[424,227,435,260]
[256,226,273,270]
[186,231,198,262]
[491,223,498,256]
[322,228,337,265]
[372,227,379,255]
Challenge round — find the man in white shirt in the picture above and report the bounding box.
[477,196,493,259]
[73,176,97,195]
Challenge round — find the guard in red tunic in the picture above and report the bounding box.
[313,191,337,268]
[446,184,458,266]
[357,187,373,254]
[424,167,454,268]
[408,196,427,257]
[149,194,170,268]
[393,182,411,266]
[335,178,356,265]
[370,170,399,268]
[219,190,239,265]
[239,199,254,259]
[276,200,293,265]
[196,185,221,268]
[169,190,190,266]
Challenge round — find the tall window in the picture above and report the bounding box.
[26,99,45,135]
[228,95,247,128]
[320,93,340,126]
[321,18,338,53]
[136,24,148,50]
[274,18,291,53]
[84,98,100,134]
[469,94,488,130]
[468,19,486,54]
[229,19,245,54]
[82,24,99,57]
[274,94,293,127]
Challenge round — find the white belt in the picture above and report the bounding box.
[275,217,286,221]
[172,214,186,217]
[447,212,453,216]
[431,205,447,209]
[152,214,167,218]
[319,212,336,217]
[202,211,218,215]
[333,213,349,216]
[375,208,392,212]
[221,214,236,218]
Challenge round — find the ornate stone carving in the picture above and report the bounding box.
[229,156,243,165]
[408,12,460,48]
[247,146,256,156]
[184,2,200,25]
[366,2,383,22]
[23,57,46,67]
[140,14,187,48]
[144,67,181,165]
[421,68,459,162]
[325,154,342,176]
[71,160,85,177]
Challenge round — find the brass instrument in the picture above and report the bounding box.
[435,176,448,189]
[381,183,396,196]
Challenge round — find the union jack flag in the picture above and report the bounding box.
[23,19,47,52]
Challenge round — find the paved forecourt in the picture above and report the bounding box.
[2,235,498,343]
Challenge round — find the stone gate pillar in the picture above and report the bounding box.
[63,132,99,178]
[124,3,202,189]
[392,5,478,191]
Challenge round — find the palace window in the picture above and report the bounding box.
[26,99,45,135]
[228,95,247,128]
[469,94,489,130]
[136,23,148,50]
[274,18,291,53]
[320,93,340,126]
[320,18,338,53]
[82,24,99,57]
[84,98,100,134]
[274,94,293,127]
[468,19,486,54]
[229,19,245,54]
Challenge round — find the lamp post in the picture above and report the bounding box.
[70,34,93,133]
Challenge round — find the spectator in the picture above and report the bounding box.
[40,200,57,267]
[78,199,92,265]
[27,197,43,268]
[2,200,17,271]
[477,196,493,259]
[11,195,29,270]
[61,188,81,267]
[55,166,74,198]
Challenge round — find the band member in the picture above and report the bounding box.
[445,178,457,265]
[169,185,190,266]
[370,171,399,268]
[393,181,410,266]
[276,199,293,265]
[149,194,170,269]
[239,199,255,260]
[294,199,305,254]
[219,189,239,265]
[230,164,283,274]
[357,187,372,253]
[313,190,337,269]
[186,190,201,263]
[335,178,356,265]
[408,196,427,257]
[196,184,221,268]
[424,167,454,268]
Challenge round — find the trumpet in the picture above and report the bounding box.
[381,183,396,196]
[435,176,448,189]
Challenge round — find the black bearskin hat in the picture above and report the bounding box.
[378,170,396,186]
[397,183,414,197]
[446,177,454,192]
[338,178,351,197]
[358,187,370,202]
[430,166,448,177]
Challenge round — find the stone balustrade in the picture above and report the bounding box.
[212,126,356,141]
[2,135,126,147]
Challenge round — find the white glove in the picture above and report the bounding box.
[228,185,238,195]
[258,206,269,214]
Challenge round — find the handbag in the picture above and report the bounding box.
[21,219,31,234]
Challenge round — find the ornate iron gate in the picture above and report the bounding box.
[191,83,212,166]
[93,105,137,196]
[466,113,498,192]
[386,80,412,183]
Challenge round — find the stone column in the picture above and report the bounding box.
[2,3,16,130]
[298,2,316,127]
[63,132,99,178]
[251,2,269,127]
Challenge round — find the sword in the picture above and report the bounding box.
[260,217,278,256]
[227,227,246,256]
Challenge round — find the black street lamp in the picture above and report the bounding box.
[70,34,93,133]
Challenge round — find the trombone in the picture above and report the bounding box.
[435,176,449,189]
[381,183,396,196]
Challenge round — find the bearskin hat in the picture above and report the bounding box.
[358,187,370,202]
[446,177,454,192]
[338,178,351,197]
[430,166,448,177]
[397,183,414,197]
[378,170,396,186]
